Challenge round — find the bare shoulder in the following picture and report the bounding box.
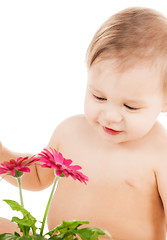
[53,114,88,135]
[47,114,89,150]
[152,123,167,214]
[59,114,87,129]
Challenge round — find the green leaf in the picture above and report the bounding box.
[3,200,35,220]
[76,227,107,240]
[29,235,45,240]
[17,237,33,240]
[0,234,46,240]
[3,200,37,236]
[14,233,21,237]
[12,217,35,228]
[62,235,74,240]
[58,220,89,230]
[45,220,110,240]
[0,233,20,240]
[46,220,89,236]
[90,232,98,240]
[48,231,74,240]
[3,200,36,223]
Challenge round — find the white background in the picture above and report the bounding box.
[0,0,167,234]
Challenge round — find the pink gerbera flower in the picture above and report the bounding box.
[0,156,40,177]
[39,148,88,184]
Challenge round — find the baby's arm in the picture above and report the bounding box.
[0,116,80,191]
[0,126,61,191]
[22,115,82,190]
[0,143,52,191]
[155,154,167,228]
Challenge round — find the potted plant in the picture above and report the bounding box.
[0,148,111,239]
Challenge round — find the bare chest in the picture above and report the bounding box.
[61,140,156,190]
[48,141,165,239]
[56,142,159,210]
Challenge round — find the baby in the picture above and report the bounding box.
[1,7,167,240]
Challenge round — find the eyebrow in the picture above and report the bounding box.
[88,85,104,95]
[124,99,146,105]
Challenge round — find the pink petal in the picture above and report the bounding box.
[0,169,8,174]
[41,164,52,168]
[64,159,72,166]
[38,148,88,184]
[18,167,30,173]
[70,165,82,171]
[55,170,63,176]
[63,170,69,177]
[11,169,15,176]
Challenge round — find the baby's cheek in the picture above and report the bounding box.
[84,101,95,119]
[127,118,151,138]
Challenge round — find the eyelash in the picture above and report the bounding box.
[124,104,139,111]
[93,95,106,101]
[93,95,139,110]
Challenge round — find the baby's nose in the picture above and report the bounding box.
[103,106,123,124]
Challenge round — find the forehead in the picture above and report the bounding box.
[88,60,163,96]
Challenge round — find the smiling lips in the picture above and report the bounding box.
[103,126,122,135]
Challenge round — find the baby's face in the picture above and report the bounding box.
[84,60,165,144]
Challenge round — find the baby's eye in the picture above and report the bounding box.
[93,94,106,101]
[124,104,139,110]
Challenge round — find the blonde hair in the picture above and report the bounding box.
[86,7,167,73]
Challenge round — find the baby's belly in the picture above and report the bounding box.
[47,179,166,240]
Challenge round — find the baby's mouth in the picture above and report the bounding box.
[103,126,122,135]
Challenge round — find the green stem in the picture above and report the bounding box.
[32,224,37,235]
[40,175,59,236]
[17,177,24,207]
